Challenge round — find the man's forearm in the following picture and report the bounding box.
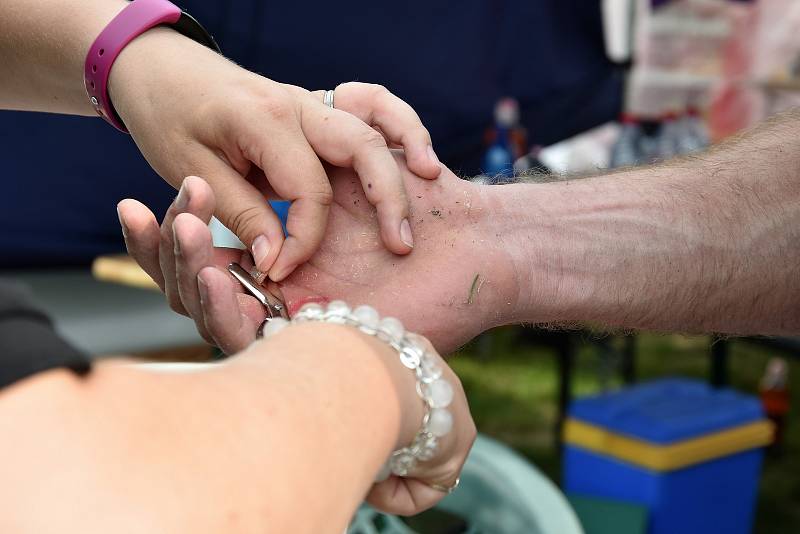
[490,110,800,335]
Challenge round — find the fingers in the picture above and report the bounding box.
[333,82,441,180]
[122,175,265,353]
[235,96,333,282]
[118,198,164,291]
[172,213,217,343]
[298,99,415,255]
[366,335,474,517]
[190,145,286,280]
[173,215,263,349]
[366,478,444,516]
[158,176,216,315]
[197,266,261,354]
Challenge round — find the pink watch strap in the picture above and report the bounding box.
[84,0,181,133]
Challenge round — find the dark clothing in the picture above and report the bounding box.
[0,281,90,389]
[0,0,622,268]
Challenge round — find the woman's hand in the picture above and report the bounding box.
[119,159,519,355]
[109,27,441,282]
[359,332,475,516]
[246,321,475,516]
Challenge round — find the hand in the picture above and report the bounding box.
[246,321,475,516]
[120,180,478,515]
[119,158,519,354]
[109,27,441,286]
[361,332,475,516]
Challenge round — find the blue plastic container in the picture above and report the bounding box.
[563,379,771,534]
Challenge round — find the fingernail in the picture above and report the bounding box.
[197,273,208,305]
[400,218,414,248]
[175,182,190,210]
[116,206,128,239]
[427,145,440,167]
[251,234,271,271]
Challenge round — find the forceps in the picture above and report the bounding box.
[227,263,289,325]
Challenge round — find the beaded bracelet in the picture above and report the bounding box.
[258,301,454,480]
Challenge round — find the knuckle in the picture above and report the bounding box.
[259,92,293,123]
[357,127,388,151]
[366,83,392,108]
[419,125,433,142]
[307,184,334,207]
[467,419,478,444]
[280,82,310,98]
[226,205,266,240]
[367,83,390,98]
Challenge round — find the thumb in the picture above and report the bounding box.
[193,150,285,278]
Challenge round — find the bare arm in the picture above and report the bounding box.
[493,109,800,335]
[0,323,471,533]
[0,0,130,114]
[1,0,443,281]
[120,111,800,357]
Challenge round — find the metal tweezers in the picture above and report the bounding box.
[227,263,288,321]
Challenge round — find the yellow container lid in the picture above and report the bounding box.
[563,417,774,471]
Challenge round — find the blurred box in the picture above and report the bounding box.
[568,493,648,534]
[562,379,772,534]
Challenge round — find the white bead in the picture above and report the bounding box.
[298,302,324,320]
[416,435,438,461]
[378,316,404,342]
[353,304,380,331]
[324,300,350,323]
[417,446,436,461]
[420,353,443,382]
[390,451,416,476]
[400,334,426,369]
[326,300,350,316]
[426,379,454,408]
[260,317,288,337]
[405,333,427,354]
[401,348,422,369]
[427,408,453,437]
[374,461,392,483]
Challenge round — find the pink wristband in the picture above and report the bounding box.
[84,0,219,133]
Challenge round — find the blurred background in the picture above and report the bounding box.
[1,1,798,533]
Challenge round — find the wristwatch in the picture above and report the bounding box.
[83,0,221,133]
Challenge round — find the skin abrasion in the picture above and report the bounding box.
[466,273,484,305]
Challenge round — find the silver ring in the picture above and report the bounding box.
[323,89,335,109]
[425,477,460,494]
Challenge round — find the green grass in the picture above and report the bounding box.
[448,328,800,534]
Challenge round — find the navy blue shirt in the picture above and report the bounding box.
[0,0,621,267]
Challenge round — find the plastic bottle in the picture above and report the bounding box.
[482,98,521,181]
[759,357,790,454]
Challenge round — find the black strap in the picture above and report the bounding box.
[173,11,221,54]
[0,282,91,390]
